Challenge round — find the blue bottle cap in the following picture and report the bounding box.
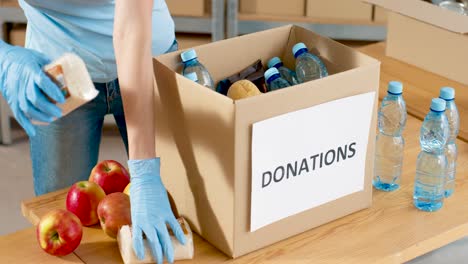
[430,98,446,112]
[180,49,197,62]
[185,72,198,82]
[439,87,455,101]
[292,43,308,57]
[264,67,280,81]
[388,81,403,95]
[267,57,282,68]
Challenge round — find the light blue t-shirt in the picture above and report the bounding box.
[19,0,175,83]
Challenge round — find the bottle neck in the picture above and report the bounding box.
[429,109,445,116]
[267,74,280,84]
[440,97,454,103]
[294,48,308,59]
[444,99,456,109]
[387,91,403,99]
[183,58,199,66]
[273,62,284,69]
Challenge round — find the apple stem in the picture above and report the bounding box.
[51,231,59,241]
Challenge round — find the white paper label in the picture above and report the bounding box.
[250,92,376,232]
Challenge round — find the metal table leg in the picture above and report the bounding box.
[0,95,12,145]
[226,0,238,39]
[211,0,225,42]
[0,7,27,144]
[0,19,12,144]
[171,0,225,42]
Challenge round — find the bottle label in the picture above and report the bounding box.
[44,64,71,103]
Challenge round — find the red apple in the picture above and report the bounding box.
[97,192,132,238]
[36,209,83,256]
[66,181,106,226]
[89,160,130,194]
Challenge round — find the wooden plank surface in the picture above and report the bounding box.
[358,42,468,142]
[20,114,468,264]
[0,227,84,263]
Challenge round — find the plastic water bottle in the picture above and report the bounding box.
[181,49,215,90]
[292,42,328,83]
[440,87,460,198]
[438,1,467,15]
[264,68,290,91]
[373,81,407,191]
[413,98,449,212]
[185,72,198,83]
[267,57,298,86]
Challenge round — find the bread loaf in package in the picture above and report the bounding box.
[117,218,194,264]
[40,53,98,123]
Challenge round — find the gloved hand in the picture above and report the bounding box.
[0,41,65,136]
[128,158,186,264]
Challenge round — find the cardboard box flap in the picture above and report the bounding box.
[156,26,293,85]
[157,25,379,87]
[365,0,468,34]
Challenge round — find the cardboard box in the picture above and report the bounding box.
[374,5,388,23]
[153,25,380,257]
[176,34,212,50]
[9,24,26,47]
[240,0,305,17]
[0,0,19,7]
[306,0,372,21]
[166,0,205,17]
[367,0,468,85]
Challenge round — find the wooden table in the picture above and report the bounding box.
[2,43,468,263]
[0,227,84,263]
[10,114,468,264]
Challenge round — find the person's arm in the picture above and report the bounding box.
[114,0,154,160]
[113,1,186,263]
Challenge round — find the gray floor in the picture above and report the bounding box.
[0,120,467,263]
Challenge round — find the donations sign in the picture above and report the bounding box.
[250,92,376,231]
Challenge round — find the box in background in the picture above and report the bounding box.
[367,0,468,85]
[0,0,19,7]
[9,24,26,47]
[166,0,205,17]
[176,34,212,50]
[373,6,388,23]
[240,0,305,17]
[306,0,372,21]
[153,25,380,257]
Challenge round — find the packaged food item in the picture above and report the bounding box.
[41,53,99,123]
[227,80,262,100]
[117,218,194,264]
[216,59,267,95]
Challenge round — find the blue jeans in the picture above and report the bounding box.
[30,40,178,195]
[30,80,129,195]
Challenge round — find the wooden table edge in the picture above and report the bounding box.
[394,223,468,263]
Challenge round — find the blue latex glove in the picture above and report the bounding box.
[0,41,65,136]
[128,158,187,264]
